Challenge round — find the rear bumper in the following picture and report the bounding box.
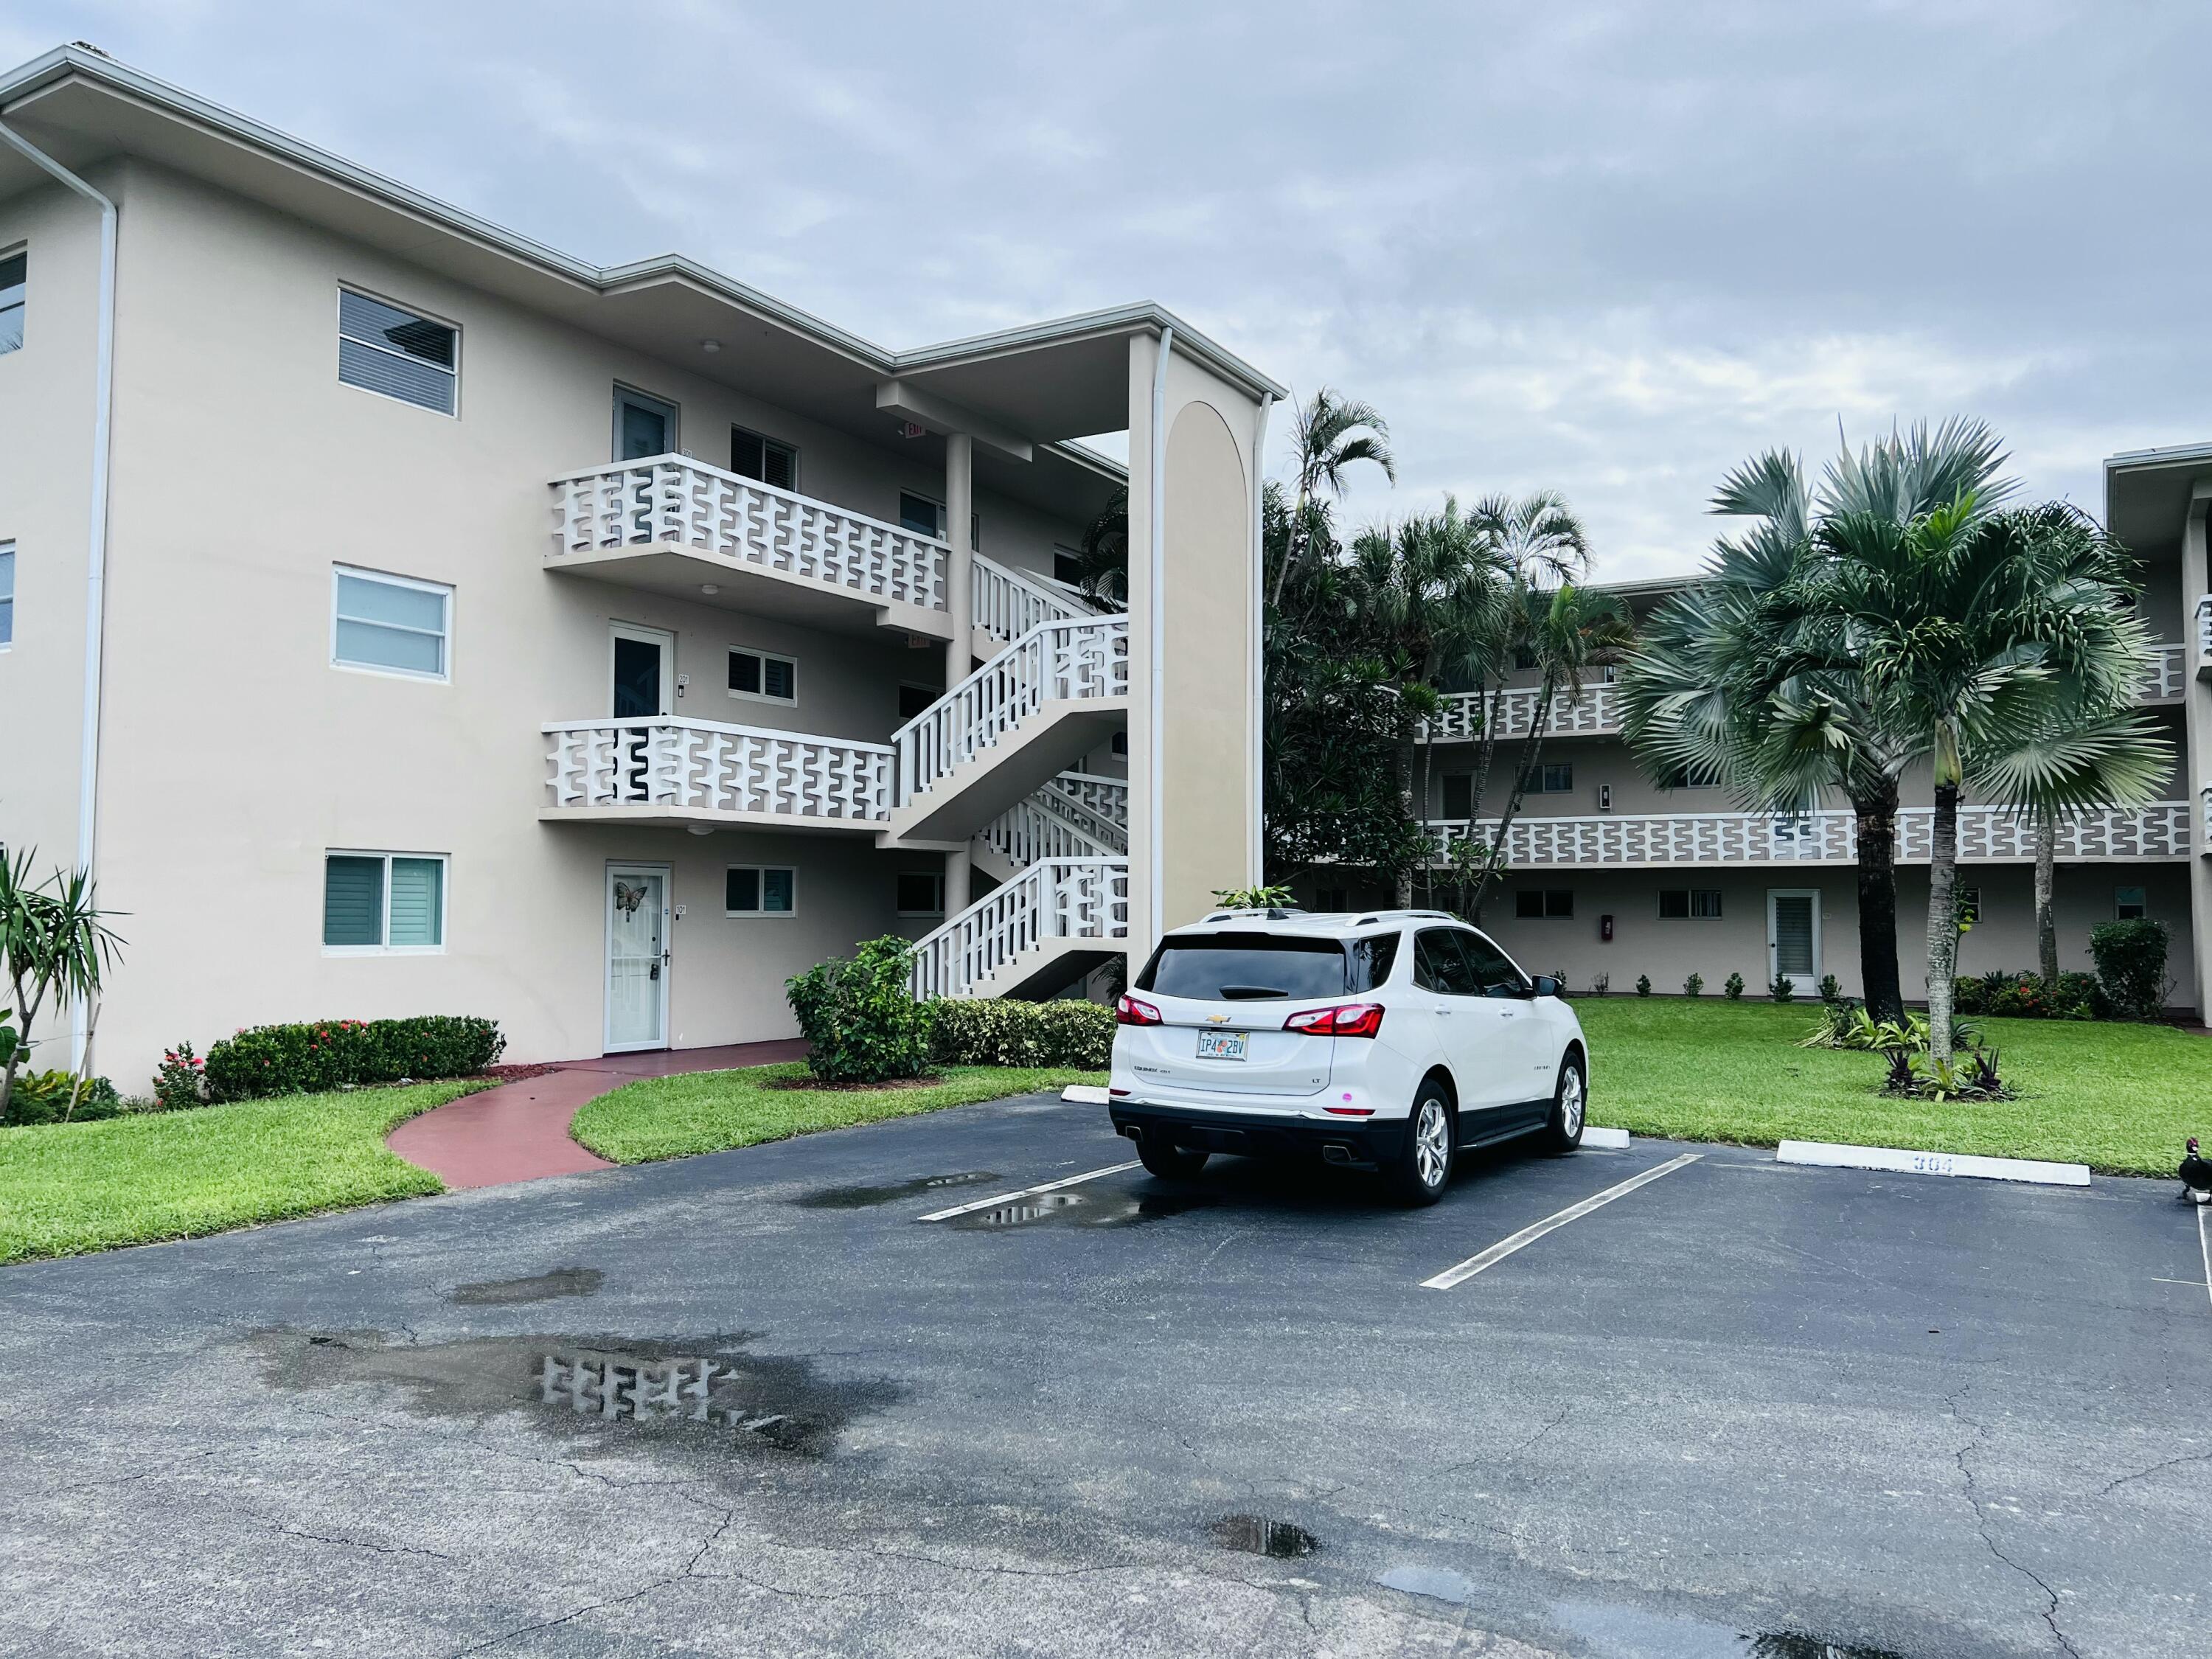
[1108,1100,1404,1167]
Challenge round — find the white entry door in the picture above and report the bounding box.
[1767,889,1820,990]
[606,864,670,1052]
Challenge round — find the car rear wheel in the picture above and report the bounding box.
[1537,1052,1587,1155]
[1385,1085,1455,1206]
[1137,1138,1209,1180]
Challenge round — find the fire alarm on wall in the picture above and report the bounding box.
[1596,783,1612,812]
[1600,914,1615,942]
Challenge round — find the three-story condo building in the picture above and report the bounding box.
[1305,481,2207,1015]
[0,46,1281,1087]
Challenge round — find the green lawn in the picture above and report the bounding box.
[1573,997,2203,1175]
[573,1062,1105,1164]
[0,1081,479,1265]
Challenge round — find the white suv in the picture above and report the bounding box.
[1108,908,1588,1206]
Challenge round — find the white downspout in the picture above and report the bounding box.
[1147,325,1173,945]
[0,123,118,1073]
[1248,392,1273,886]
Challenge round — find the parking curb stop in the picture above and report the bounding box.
[1061,1085,1110,1105]
[1777,1139,2090,1187]
[1582,1127,1630,1149]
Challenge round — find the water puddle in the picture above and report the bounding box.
[1550,1598,1908,1658]
[1211,1514,1321,1558]
[1744,1635,1905,1659]
[254,1329,900,1459]
[448,1267,603,1305]
[1378,1564,1478,1604]
[793,1172,998,1209]
[949,1191,1218,1231]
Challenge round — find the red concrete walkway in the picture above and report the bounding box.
[386,1039,810,1190]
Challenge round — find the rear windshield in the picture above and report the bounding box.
[1139,931,1399,1001]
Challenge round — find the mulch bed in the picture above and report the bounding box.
[765,1075,948,1093]
[478,1064,565,1083]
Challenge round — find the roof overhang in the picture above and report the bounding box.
[2104,442,2212,557]
[0,44,1283,521]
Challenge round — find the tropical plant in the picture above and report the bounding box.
[2089,917,2171,1020]
[1270,387,1395,608]
[1618,422,2018,1025]
[1884,1046,2010,1102]
[1070,487,1128,605]
[1769,974,1796,1004]
[1635,974,1652,997]
[1684,973,1704,998]
[0,849,125,1126]
[1211,884,1297,911]
[1590,972,1610,996]
[786,936,934,1083]
[1808,494,2167,1061]
[1723,972,1745,1001]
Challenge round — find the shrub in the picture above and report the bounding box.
[786,936,933,1083]
[204,1015,505,1102]
[1635,974,1652,998]
[1818,974,1841,1004]
[1211,884,1295,911]
[2090,919,2171,1020]
[4,1070,127,1125]
[1951,971,2098,1021]
[1683,973,1703,998]
[1551,967,1570,998]
[1590,972,1610,997]
[153,1041,208,1110]
[1723,972,1745,1001]
[1769,973,1796,1004]
[929,998,1114,1068]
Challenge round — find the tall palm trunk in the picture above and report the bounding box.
[2034,815,2059,986]
[1394,728,1419,908]
[1924,780,1962,1065]
[1850,779,1905,1024]
[1470,678,1561,922]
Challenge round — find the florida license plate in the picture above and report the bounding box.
[1196,1030,1249,1061]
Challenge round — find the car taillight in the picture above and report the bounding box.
[1116,995,1163,1027]
[1283,1002,1385,1038]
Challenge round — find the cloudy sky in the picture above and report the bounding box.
[7,2,2208,580]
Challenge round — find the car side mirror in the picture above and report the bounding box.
[1528,975,1560,998]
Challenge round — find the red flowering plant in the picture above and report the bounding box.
[152,1041,209,1110]
[201,1015,505,1101]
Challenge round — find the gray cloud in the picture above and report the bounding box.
[15,1,2211,577]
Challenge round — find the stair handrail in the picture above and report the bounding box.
[908,855,1130,1000]
[892,613,1131,807]
[971,552,1097,641]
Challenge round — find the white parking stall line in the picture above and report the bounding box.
[2199,1206,2211,1314]
[916,1161,1143,1222]
[1420,1152,1703,1290]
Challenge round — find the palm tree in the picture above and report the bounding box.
[1620,423,2016,1024]
[0,849,125,1124]
[1270,388,1395,609]
[1071,488,1127,606]
[1456,580,1633,919]
[1806,496,2166,1062]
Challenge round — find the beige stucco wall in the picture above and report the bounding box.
[0,173,102,881]
[0,159,1105,1088]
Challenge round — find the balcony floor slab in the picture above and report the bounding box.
[538,804,888,837]
[548,543,955,643]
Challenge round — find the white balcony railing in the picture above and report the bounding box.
[910,857,1130,1001]
[979,789,1121,867]
[1424,801,2191,869]
[973,554,1093,644]
[545,719,891,822]
[1423,681,1622,742]
[894,615,1130,807]
[1423,648,2185,742]
[1046,771,1129,832]
[2197,597,2212,663]
[551,454,947,613]
[2143,642,2185,702]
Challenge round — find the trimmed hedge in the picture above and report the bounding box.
[929,998,1113,1069]
[786,936,933,1083]
[203,1016,505,1102]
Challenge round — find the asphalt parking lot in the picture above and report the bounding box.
[4,1091,2208,1658]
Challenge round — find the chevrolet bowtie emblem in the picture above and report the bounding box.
[1206,1014,1231,1023]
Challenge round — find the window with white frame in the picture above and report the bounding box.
[1657,888,1723,919]
[2115,885,2148,921]
[0,251,23,355]
[324,852,446,951]
[731,425,798,491]
[1534,762,1573,793]
[726,866,796,916]
[897,871,945,916]
[333,566,451,680]
[728,645,796,704]
[0,543,13,647]
[338,287,457,414]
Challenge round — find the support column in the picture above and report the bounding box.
[945,847,971,917]
[944,432,974,692]
[2184,490,2212,1018]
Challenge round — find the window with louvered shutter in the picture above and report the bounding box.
[338,288,456,414]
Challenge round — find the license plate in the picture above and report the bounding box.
[1196,1030,1249,1061]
